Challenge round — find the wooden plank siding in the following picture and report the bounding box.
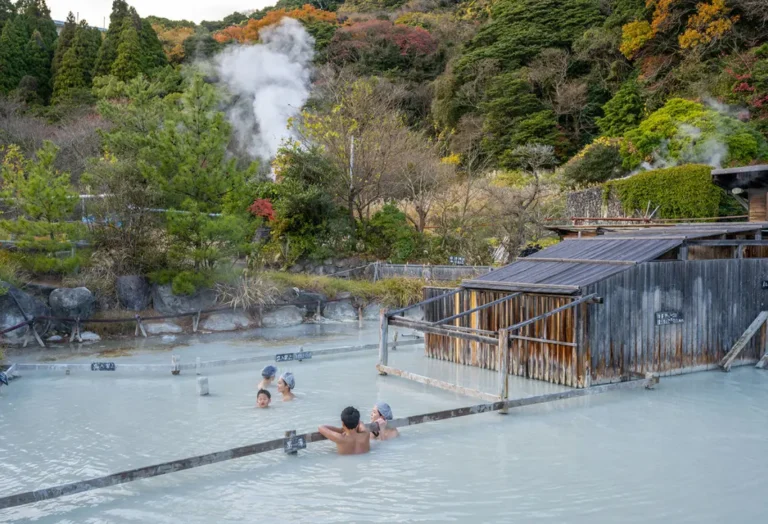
[423,288,582,387]
[584,259,768,383]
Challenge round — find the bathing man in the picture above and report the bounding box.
[256,389,271,408]
[318,406,370,455]
[370,402,399,441]
[278,372,296,401]
[258,365,277,390]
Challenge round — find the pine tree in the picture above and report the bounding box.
[93,0,129,77]
[51,11,76,76]
[22,29,52,101]
[18,0,56,49]
[111,16,142,81]
[597,79,645,137]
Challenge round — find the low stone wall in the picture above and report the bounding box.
[565,186,625,220]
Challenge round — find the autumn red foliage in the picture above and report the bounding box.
[249,199,276,221]
[214,5,337,44]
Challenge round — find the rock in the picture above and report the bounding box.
[336,291,353,300]
[116,276,151,311]
[335,259,346,268]
[46,335,64,343]
[291,291,328,315]
[262,306,304,328]
[0,281,51,344]
[201,311,253,332]
[313,265,325,276]
[324,265,336,275]
[324,258,333,265]
[404,306,425,321]
[49,287,95,320]
[289,263,304,273]
[363,303,383,320]
[161,335,177,343]
[145,321,183,335]
[151,284,217,316]
[323,299,358,321]
[79,331,101,342]
[22,282,57,301]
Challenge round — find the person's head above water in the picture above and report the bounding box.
[341,406,360,431]
[278,372,295,391]
[373,402,393,421]
[256,389,271,408]
[261,365,277,379]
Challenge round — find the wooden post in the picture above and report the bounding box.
[193,310,201,333]
[378,309,389,374]
[678,244,688,260]
[719,311,768,371]
[498,329,510,414]
[69,318,82,344]
[31,324,45,348]
[136,316,147,338]
[393,329,399,351]
[358,306,363,327]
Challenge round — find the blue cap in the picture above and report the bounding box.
[261,365,277,379]
[375,402,393,420]
[280,372,295,390]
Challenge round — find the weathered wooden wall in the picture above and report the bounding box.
[585,259,768,383]
[422,288,584,387]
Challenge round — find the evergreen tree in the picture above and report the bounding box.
[0,14,28,93]
[111,16,142,81]
[93,0,130,77]
[22,29,51,101]
[53,21,102,102]
[0,0,14,34]
[18,0,56,49]
[596,79,645,137]
[51,11,76,76]
[140,18,167,72]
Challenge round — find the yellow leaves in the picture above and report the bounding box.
[441,153,461,165]
[678,0,738,50]
[620,20,654,59]
[152,24,195,63]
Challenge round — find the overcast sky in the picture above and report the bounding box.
[47,1,271,27]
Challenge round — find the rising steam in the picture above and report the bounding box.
[215,18,315,160]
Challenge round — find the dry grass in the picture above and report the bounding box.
[215,269,278,310]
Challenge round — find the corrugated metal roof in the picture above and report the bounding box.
[463,238,682,293]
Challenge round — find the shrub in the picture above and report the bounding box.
[606,164,725,218]
[561,137,629,187]
[215,268,278,310]
[363,205,425,263]
[597,79,645,137]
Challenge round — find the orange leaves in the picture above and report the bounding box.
[678,0,738,50]
[152,24,195,63]
[213,5,337,44]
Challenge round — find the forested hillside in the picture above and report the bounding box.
[2,0,768,303]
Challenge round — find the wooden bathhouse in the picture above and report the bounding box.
[380,166,768,390]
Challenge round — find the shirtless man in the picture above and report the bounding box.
[369,402,399,441]
[318,406,370,455]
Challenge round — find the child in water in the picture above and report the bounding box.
[256,389,271,408]
[278,372,296,401]
[258,365,277,390]
[370,402,399,440]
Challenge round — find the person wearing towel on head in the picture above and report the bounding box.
[370,402,399,441]
[258,365,277,390]
[278,372,296,401]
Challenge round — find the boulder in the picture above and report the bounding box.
[49,287,95,320]
[116,276,151,311]
[46,335,64,343]
[280,290,327,315]
[262,306,304,328]
[336,291,353,300]
[201,311,253,332]
[145,321,183,335]
[79,331,101,342]
[151,284,217,316]
[0,283,51,344]
[323,299,358,321]
[363,303,383,320]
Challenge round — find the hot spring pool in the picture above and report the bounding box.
[1,324,767,523]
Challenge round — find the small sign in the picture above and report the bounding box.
[655,311,683,326]
[762,280,768,289]
[91,362,116,371]
[449,256,466,266]
[284,435,306,453]
[275,351,313,363]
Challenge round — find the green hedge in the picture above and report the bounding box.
[605,164,725,219]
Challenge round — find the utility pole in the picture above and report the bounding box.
[349,135,355,192]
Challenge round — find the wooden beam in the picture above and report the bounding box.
[756,352,768,369]
[0,375,658,511]
[461,280,581,294]
[388,316,499,345]
[439,324,497,337]
[508,334,577,347]
[504,294,599,332]
[719,311,768,371]
[687,240,768,246]
[518,257,637,266]
[434,293,521,326]
[386,288,461,318]
[376,365,500,402]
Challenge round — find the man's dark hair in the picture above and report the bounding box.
[257,389,271,399]
[341,406,360,430]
